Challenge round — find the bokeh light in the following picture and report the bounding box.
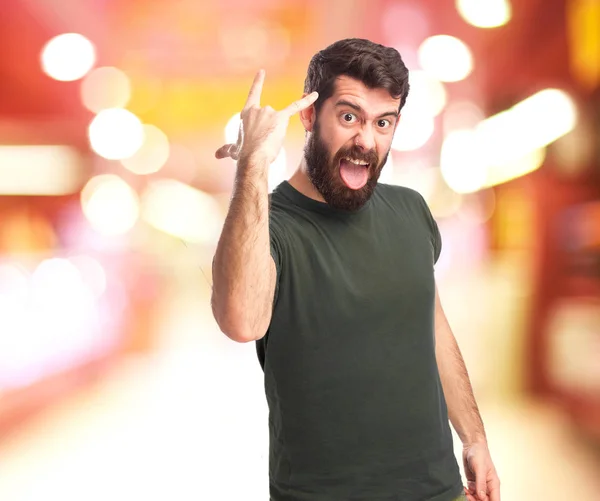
[269,149,288,192]
[88,109,145,160]
[40,33,96,82]
[0,145,83,196]
[121,124,170,175]
[418,35,474,82]
[0,264,29,308]
[391,112,435,151]
[31,259,83,304]
[140,179,223,244]
[81,67,132,113]
[456,0,512,28]
[485,148,547,187]
[477,89,577,164]
[81,175,140,236]
[225,112,241,144]
[68,255,107,299]
[404,70,447,117]
[440,129,487,193]
[378,154,395,184]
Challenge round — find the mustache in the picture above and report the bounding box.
[334,145,379,166]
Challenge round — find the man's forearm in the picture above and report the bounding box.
[434,289,486,445]
[211,158,276,342]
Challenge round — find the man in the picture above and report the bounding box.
[212,39,500,501]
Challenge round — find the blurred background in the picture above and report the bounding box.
[0,0,599,499]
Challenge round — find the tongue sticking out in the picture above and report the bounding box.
[340,159,369,190]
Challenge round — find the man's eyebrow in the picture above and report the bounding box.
[335,99,399,119]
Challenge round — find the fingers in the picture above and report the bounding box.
[243,69,265,110]
[466,481,486,501]
[215,144,237,160]
[282,91,319,116]
[488,478,501,501]
[475,478,488,500]
[464,491,478,501]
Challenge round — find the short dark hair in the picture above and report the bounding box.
[303,38,410,115]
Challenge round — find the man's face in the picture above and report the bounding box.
[304,76,400,212]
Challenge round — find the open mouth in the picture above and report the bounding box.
[339,157,370,190]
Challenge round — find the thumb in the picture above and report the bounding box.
[215,144,237,159]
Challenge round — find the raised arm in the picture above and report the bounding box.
[211,70,318,342]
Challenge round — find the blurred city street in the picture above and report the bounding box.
[1,0,600,500]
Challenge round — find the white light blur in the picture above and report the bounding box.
[88,108,145,160]
[476,89,576,165]
[404,70,447,117]
[456,0,512,28]
[390,164,440,202]
[68,255,107,298]
[0,145,83,195]
[378,154,395,184]
[269,149,288,192]
[486,148,546,186]
[28,259,98,374]
[121,124,170,175]
[0,265,29,384]
[81,66,132,113]
[440,129,487,193]
[81,175,140,236]
[0,259,108,390]
[441,89,577,192]
[0,264,29,307]
[140,179,223,244]
[391,112,435,151]
[418,35,474,82]
[40,33,96,82]
[31,259,82,305]
[225,113,241,144]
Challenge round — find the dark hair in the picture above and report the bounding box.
[303,38,410,114]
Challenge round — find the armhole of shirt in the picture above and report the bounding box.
[258,212,285,371]
[415,192,442,265]
[269,212,285,308]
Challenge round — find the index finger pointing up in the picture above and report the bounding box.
[282,91,319,117]
[243,69,265,110]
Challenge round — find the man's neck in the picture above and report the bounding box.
[288,160,326,203]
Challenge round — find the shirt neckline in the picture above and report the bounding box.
[275,181,375,216]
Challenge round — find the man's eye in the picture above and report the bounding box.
[378,119,391,128]
[343,113,357,123]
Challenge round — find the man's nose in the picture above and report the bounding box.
[354,123,376,151]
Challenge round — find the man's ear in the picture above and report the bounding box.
[299,93,317,132]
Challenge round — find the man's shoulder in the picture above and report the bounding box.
[376,182,424,205]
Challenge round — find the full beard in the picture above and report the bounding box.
[304,123,390,212]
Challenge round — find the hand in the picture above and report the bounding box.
[463,441,500,501]
[215,69,319,166]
